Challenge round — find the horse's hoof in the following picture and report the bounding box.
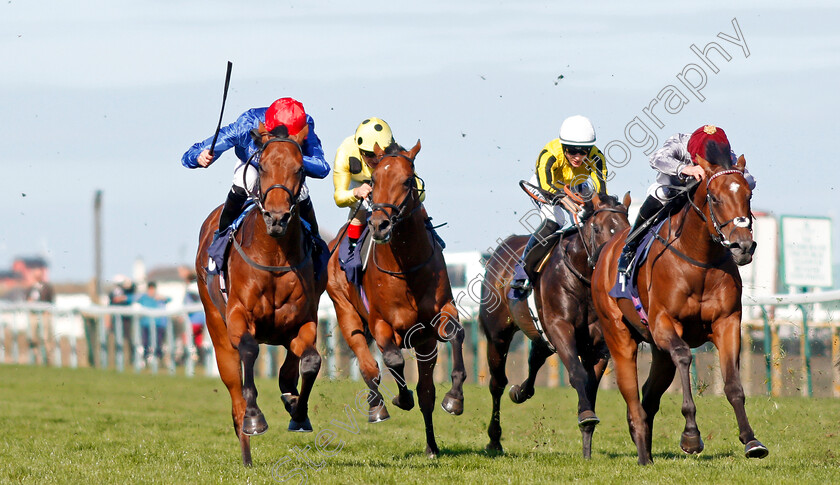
[745,439,769,459]
[392,390,415,411]
[680,431,704,455]
[578,410,600,428]
[242,413,268,436]
[508,384,533,404]
[441,394,464,416]
[426,445,440,459]
[368,404,390,423]
[288,418,313,432]
[485,441,504,454]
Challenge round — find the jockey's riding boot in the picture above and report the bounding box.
[298,197,320,238]
[511,219,561,291]
[215,186,250,242]
[618,195,664,274]
[424,217,446,249]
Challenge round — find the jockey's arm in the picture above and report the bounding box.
[181,109,255,168]
[587,147,609,194]
[650,133,692,178]
[333,138,360,207]
[300,115,330,179]
[535,146,560,195]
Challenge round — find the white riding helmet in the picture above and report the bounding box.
[558,115,596,146]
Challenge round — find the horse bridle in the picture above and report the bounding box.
[572,204,628,282]
[242,136,304,219]
[368,154,426,227]
[368,153,433,276]
[685,169,753,248]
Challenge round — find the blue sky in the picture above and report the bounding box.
[2,0,838,282]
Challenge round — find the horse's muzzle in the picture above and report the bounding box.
[369,216,393,244]
[264,210,290,237]
[730,239,756,266]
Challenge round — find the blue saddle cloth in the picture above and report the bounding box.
[337,225,369,289]
[608,219,666,324]
[338,220,446,291]
[207,202,329,279]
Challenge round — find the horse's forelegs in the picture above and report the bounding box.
[608,335,648,464]
[714,319,768,459]
[509,340,552,405]
[278,351,300,396]
[416,338,440,458]
[238,333,268,437]
[436,303,466,416]
[641,345,678,458]
[285,321,320,432]
[484,322,514,453]
[340,315,388,423]
[658,327,702,456]
[210,321,252,466]
[371,320,413,412]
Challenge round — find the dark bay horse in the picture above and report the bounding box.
[325,140,466,458]
[195,123,327,467]
[591,154,768,465]
[480,191,630,458]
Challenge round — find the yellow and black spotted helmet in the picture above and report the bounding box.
[354,117,394,152]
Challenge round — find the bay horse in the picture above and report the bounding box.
[591,154,768,465]
[325,140,466,458]
[480,190,630,458]
[195,123,327,467]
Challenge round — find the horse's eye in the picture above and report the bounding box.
[404,178,413,187]
[710,194,720,204]
[593,225,601,234]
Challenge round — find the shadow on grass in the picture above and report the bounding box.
[602,449,737,462]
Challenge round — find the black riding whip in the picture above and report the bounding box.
[208,61,233,158]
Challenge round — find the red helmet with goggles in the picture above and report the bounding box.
[687,124,730,163]
[265,97,307,136]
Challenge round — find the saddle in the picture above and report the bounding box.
[609,219,667,326]
[508,226,579,301]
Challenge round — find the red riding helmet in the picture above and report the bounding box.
[265,97,307,136]
[687,124,730,163]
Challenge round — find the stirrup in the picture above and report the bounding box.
[510,278,531,292]
[617,250,634,275]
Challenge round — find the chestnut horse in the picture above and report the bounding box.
[480,190,630,458]
[591,154,768,465]
[195,123,327,467]
[326,140,466,458]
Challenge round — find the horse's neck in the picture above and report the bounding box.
[670,186,727,264]
[378,209,432,271]
[251,213,305,263]
[564,234,592,276]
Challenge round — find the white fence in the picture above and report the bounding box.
[3,289,840,397]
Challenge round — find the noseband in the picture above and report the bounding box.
[242,136,304,217]
[368,154,425,228]
[687,169,753,247]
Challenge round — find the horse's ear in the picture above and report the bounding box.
[622,191,632,208]
[250,127,264,148]
[735,154,746,172]
[291,124,309,146]
[407,139,421,160]
[373,142,385,158]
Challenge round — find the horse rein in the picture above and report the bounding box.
[683,169,753,248]
[232,135,308,274]
[368,153,435,277]
[566,205,628,285]
[242,136,304,219]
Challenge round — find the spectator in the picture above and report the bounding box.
[108,275,137,363]
[135,282,171,363]
[25,259,55,365]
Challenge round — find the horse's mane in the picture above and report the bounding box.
[703,140,732,169]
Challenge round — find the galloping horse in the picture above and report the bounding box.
[326,140,466,458]
[591,154,768,465]
[195,123,327,467]
[480,190,630,458]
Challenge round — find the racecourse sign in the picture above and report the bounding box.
[780,216,834,288]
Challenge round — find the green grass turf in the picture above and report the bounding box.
[1,364,839,484]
